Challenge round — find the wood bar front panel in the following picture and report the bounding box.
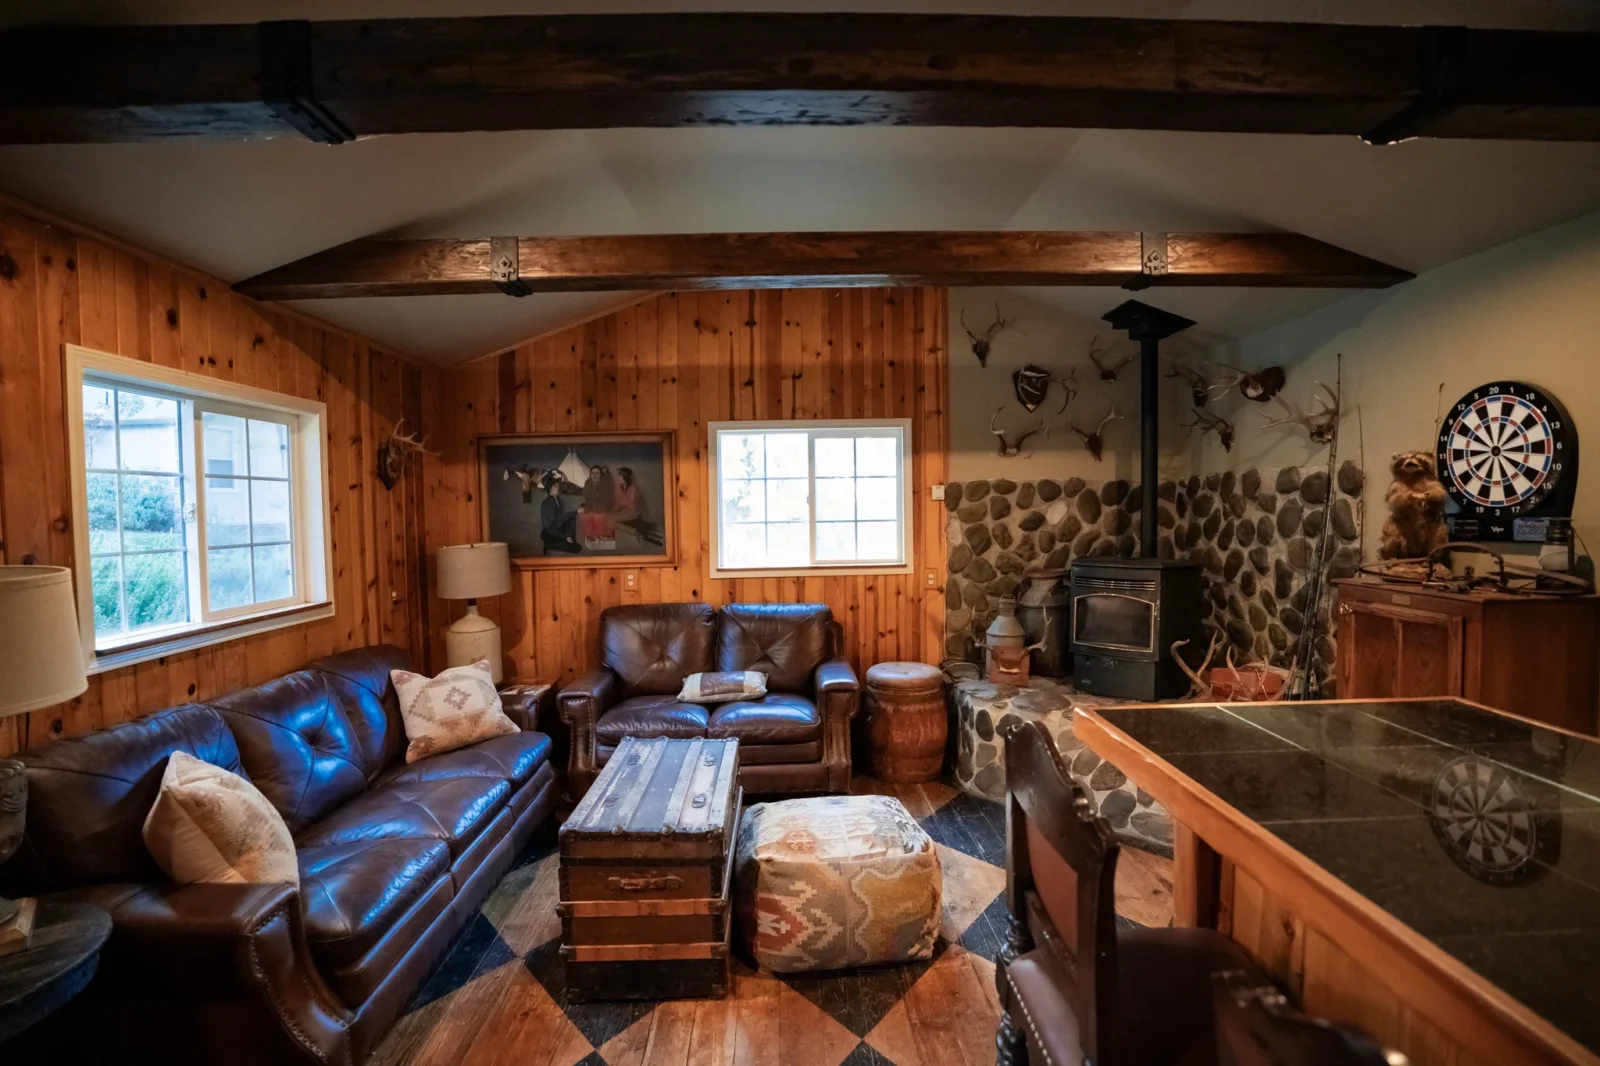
[0,199,438,756]
[430,288,950,684]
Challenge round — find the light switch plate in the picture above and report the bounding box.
[930,484,945,500]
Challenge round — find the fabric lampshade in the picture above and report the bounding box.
[437,542,512,601]
[0,566,89,717]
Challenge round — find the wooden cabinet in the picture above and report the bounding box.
[1335,579,1600,734]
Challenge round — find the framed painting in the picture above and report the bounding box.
[478,432,678,569]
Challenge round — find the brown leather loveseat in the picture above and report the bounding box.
[1,646,557,1066]
[559,602,859,796]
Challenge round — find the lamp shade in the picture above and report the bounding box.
[436,542,512,600]
[0,566,89,717]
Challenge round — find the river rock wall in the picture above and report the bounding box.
[943,461,1366,692]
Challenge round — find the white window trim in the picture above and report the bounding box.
[65,345,335,674]
[708,417,914,579]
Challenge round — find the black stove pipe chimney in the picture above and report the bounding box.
[1100,300,1197,557]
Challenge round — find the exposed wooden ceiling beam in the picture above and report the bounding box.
[233,231,1413,301]
[1,15,1597,144]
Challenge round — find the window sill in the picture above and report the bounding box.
[88,600,335,675]
[708,563,914,579]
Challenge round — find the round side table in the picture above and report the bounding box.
[0,901,112,1045]
[865,661,947,784]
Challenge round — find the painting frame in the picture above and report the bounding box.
[478,431,679,570]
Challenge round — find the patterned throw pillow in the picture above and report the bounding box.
[391,660,519,763]
[142,750,299,886]
[677,670,768,704]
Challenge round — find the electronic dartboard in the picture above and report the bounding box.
[1436,380,1579,543]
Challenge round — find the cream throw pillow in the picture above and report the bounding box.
[143,750,299,886]
[677,670,768,704]
[391,660,518,763]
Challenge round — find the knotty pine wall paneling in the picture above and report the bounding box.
[0,200,437,756]
[427,287,949,685]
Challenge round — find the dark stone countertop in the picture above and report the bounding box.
[1093,698,1600,1056]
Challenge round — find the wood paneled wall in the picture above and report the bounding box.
[427,287,949,685]
[0,199,437,757]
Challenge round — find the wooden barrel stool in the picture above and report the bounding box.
[865,662,947,783]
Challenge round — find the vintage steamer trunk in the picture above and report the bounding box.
[558,736,741,1001]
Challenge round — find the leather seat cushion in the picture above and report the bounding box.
[298,837,452,970]
[295,776,510,861]
[707,694,822,744]
[374,732,552,789]
[595,696,710,744]
[1004,948,1083,1066]
[1005,927,1261,1066]
[600,603,717,697]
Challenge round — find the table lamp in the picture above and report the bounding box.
[438,542,512,683]
[0,566,89,954]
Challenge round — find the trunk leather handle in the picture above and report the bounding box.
[607,874,683,893]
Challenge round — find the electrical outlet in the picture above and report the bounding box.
[623,571,638,591]
[930,484,945,500]
[925,569,938,588]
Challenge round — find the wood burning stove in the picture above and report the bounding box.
[1071,558,1202,700]
[1070,299,1206,701]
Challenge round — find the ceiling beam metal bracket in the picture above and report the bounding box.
[260,20,355,146]
[1362,25,1468,146]
[1125,232,1169,291]
[489,237,532,297]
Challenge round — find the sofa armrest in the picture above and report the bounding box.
[498,683,554,733]
[814,657,861,793]
[558,669,619,728]
[102,882,351,1065]
[559,669,619,795]
[815,657,860,704]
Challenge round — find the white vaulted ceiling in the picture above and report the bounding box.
[2,0,1599,364]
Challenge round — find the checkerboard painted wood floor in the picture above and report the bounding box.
[371,778,1174,1066]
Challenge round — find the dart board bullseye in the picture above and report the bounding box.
[1437,381,1579,543]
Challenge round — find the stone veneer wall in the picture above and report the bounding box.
[943,461,1366,692]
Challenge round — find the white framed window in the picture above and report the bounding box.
[67,345,333,673]
[709,419,913,577]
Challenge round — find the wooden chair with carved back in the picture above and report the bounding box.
[996,721,1267,1066]
[1211,971,1407,1066]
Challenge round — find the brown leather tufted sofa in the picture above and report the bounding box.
[559,602,860,796]
[0,646,557,1066]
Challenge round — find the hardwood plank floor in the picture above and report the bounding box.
[374,776,1173,1066]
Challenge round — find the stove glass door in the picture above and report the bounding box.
[1073,593,1155,654]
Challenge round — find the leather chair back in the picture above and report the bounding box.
[716,603,833,692]
[1004,720,1121,1065]
[0,704,244,894]
[210,670,371,834]
[308,644,412,782]
[1212,970,1403,1066]
[599,602,717,697]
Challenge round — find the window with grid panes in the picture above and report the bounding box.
[709,420,911,575]
[69,346,332,669]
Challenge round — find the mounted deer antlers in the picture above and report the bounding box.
[1214,362,1287,403]
[960,304,1009,367]
[1262,381,1341,444]
[1181,408,1236,452]
[1070,403,1121,462]
[376,419,438,490]
[990,407,1052,458]
[1088,335,1136,382]
[1165,360,1236,407]
[1012,363,1077,415]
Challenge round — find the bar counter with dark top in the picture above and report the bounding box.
[1073,696,1600,1066]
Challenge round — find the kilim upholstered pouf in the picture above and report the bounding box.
[734,794,942,973]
